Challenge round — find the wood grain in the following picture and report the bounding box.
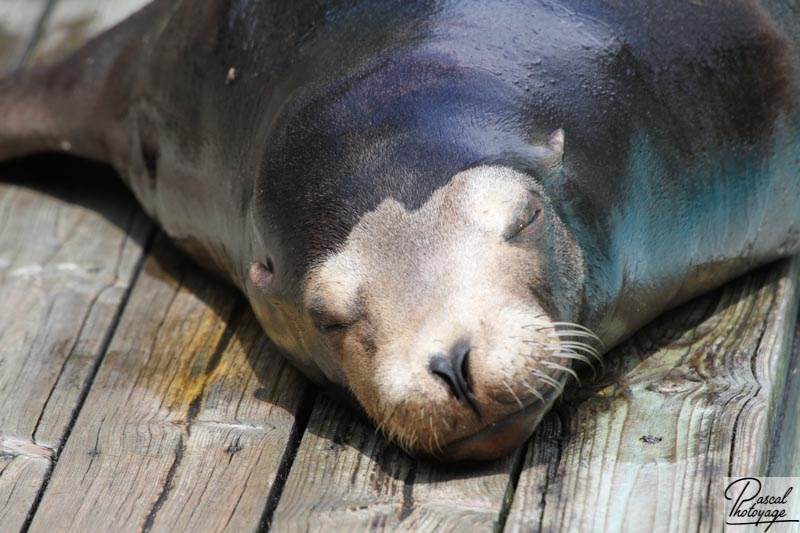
[769,316,800,476]
[0,2,152,530]
[28,238,310,533]
[0,164,149,532]
[0,0,48,68]
[505,258,800,533]
[30,0,152,65]
[271,394,521,532]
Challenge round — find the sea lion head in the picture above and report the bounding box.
[247,129,588,461]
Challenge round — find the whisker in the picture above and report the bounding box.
[429,415,443,455]
[550,350,592,365]
[553,351,597,379]
[522,380,545,402]
[557,341,603,362]
[554,337,600,350]
[440,413,453,432]
[502,380,525,409]
[552,322,604,346]
[550,330,604,343]
[520,339,555,348]
[532,375,561,393]
[515,344,593,364]
[531,369,564,392]
[541,361,581,385]
[522,324,553,333]
[379,403,401,434]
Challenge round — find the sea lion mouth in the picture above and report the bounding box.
[432,399,547,462]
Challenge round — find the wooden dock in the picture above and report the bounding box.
[1,2,798,531]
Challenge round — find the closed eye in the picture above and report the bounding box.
[525,208,541,227]
[309,309,354,335]
[319,322,351,334]
[307,296,357,336]
[505,208,541,241]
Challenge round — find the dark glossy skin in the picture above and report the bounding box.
[1,0,799,457]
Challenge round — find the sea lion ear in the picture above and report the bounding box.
[546,128,564,161]
[532,128,565,175]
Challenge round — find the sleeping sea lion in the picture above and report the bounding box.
[1,0,799,461]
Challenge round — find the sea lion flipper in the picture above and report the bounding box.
[0,0,168,167]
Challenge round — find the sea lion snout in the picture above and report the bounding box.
[427,341,479,415]
[300,165,587,459]
[385,303,571,459]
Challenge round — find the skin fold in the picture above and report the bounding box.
[0,0,798,460]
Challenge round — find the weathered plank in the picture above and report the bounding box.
[0,0,49,69]
[30,0,151,65]
[770,316,800,476]
[0,162,150,530]
[28,238,310,533]
[0,2,152,530]
[505,257,800,533]
[271,394,520,532]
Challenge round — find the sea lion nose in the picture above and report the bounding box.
[428,341,480,415]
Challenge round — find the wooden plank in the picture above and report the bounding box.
[505,257,800,533]
[0,0,49,69]
[769,316,800,476]
[0,163,150,530]
[271,394,520,532]
[0,2,153,530]
[30,0,151,65]
[28,238,310,533]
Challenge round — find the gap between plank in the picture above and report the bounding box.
[19,225,157,533]
[14,0,58,71]
[258,387,317,532]
[496,446,527,532]
[767,302,800,472]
